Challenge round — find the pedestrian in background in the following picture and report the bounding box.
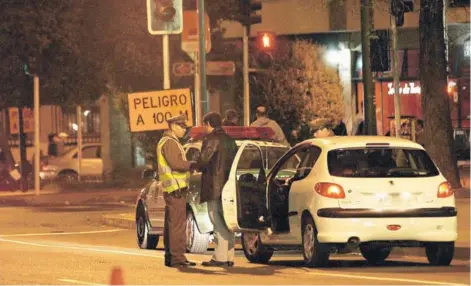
[333,120,347,136]
[222,109,239,126]
[250,105,289,146]
[157,114,197,268]
[416,119,425,147]
[194,112,238,267]
[310,118,335,138]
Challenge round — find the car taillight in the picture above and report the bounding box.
[315,183,345,199]
[40,160,48,171]
[437,182,453,198]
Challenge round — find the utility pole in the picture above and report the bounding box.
[360,0,376,135]
[198,0,208,116]
[243,26,250,126]
[391,15,401,137]
[33,76,40,195]
[241,0,262,126]
[17,107,27,191]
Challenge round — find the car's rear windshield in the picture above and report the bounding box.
[327,147,440,178]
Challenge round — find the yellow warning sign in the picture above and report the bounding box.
[9,108,34,134]
[127,88,193,132]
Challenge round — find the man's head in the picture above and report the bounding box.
[225,109,239,124]
[417,119,424,131]
[255,105,268,119]
[203,112,222,133]
[167,114,189,139]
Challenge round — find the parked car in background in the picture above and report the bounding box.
[39,143,103,184]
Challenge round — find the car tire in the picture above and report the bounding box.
[241,232,274,263]
[186,209,210,253]
[425,242,454,266]
[58,171,78,185]
[302,215,330,267]
[136,207,159,250]
[360,243,391,265]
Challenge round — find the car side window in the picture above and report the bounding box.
[186,148,200,161]
[237,144,265,184]
[295,146,321,180]
[273,146,308,180]
[73,146,100,159]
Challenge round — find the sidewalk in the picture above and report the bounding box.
[0,185,139,207]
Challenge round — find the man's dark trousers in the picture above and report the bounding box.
[164,190,187,266]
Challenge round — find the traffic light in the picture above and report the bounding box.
[240,0,262,26]
[390,0,414,27]
[257,32,276,51]
[147,0,183,35]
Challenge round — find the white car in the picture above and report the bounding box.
[220,136,457,267]
[39,143,103,183]
[135,127,292,253]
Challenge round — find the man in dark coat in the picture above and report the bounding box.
[196,112,238,267]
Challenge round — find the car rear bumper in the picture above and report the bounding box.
[315,215,458,244]
[317,207,457,218]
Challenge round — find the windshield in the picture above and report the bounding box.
[327,148,439,178]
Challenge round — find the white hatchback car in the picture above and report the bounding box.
[39,143,103,183]
[220,136,457,267]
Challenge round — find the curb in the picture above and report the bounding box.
[101,214,135,229]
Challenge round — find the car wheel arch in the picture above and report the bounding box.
[58,169,78,177]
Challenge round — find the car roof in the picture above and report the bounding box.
[185,140,288,149]
[298,136,424,151]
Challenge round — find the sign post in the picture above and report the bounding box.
[127,88,193,132]
[77,105,83,181]
[182,10,210,125]
[33,76,40,196]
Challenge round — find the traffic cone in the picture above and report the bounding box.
[109,267,125,285]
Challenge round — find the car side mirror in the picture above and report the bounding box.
[142,169,156,179]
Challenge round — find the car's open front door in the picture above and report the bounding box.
[222,142,269,233]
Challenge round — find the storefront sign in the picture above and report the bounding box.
[387,82,421,96]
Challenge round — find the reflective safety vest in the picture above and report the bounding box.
[157,136,190,193]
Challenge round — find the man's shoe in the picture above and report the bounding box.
[167,261,196,268]
[201,259,227,267]
[184,261,197,267]
[168,262,196,268]
[227,261,234,267]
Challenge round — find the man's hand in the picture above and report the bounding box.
[189,162,199,173]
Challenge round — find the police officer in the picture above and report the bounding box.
[157,113,196,268]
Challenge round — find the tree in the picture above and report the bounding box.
[419,0,460,188]
[0,0,107,109]
[251,40,344,140]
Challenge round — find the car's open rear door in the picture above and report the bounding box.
[222,142,269,233]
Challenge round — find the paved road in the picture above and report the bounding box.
[0,206,469,285]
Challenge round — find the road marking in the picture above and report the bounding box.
[0,238,166,258]
[298,268,468,286]
[0,237,207,263]
[58,278,105,285]
[0,229,125,237]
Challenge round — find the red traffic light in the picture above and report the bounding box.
[154,0,176,22]
[257,32,276,50]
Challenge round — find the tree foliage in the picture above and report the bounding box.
[251,40,344,139]
[0,0,107,109]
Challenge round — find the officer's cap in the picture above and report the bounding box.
[167,113,188,127]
